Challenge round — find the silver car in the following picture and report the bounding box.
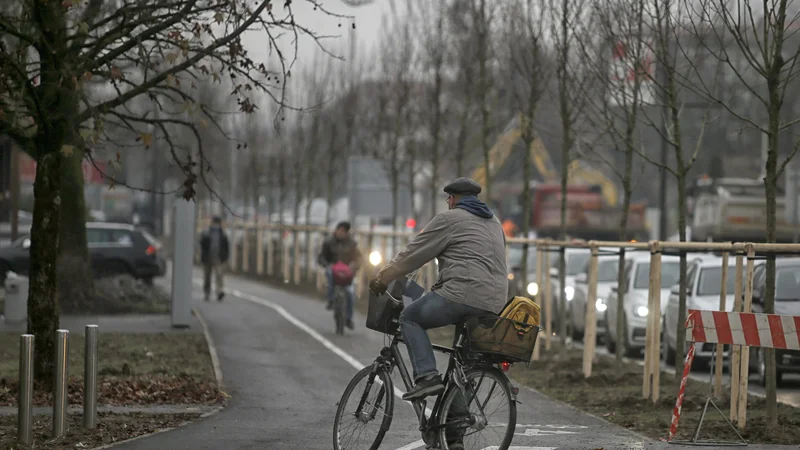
[604,253,681,357]
[568,254,632,341]
[662,257,747,365]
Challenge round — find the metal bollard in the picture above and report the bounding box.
[84,325,99,429]
[18,334,34,445]
[53,329,69,438]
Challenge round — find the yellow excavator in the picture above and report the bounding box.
[470,114,619,207]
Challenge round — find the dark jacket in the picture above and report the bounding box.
[199,226,230,265]
[318,235,363,271]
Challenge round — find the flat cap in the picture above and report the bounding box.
[443,177,482,196]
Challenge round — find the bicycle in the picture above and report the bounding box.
[333,284,348,335]
[333,277,540,450]
[329,261,355,335]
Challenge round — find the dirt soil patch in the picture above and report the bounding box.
[427,327,800,445]
[0,333,223,407]
[0,412,202,449]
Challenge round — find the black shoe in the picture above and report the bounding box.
[402,375,444,401]
[346,319,354,330]
[326,302,333,311]
[217,292,225,301]
[447,441,464,450]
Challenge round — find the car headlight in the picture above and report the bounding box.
[596,298,607,312]
[369,251,382,266]
[636,305,649,317]
[565,286,574,301]
[508,273,515,281]
[527,282,539,296]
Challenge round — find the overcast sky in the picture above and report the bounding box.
[236,0,405,114]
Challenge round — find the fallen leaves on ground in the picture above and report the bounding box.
[0,412,202,449]
[0,374,224,407]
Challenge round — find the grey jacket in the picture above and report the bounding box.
[378,208,508,313]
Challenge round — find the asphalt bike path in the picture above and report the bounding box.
[117,271,797,449]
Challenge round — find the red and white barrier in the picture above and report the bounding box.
[687,309,800,349]
[668,309,800,441]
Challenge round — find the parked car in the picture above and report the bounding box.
[604,253,681,357]
[569,254,632,341]
[0,222,165,284]
[662,256,749,365]
[747,257,800,386]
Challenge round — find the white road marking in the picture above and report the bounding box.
[393,439,426,450]
[192,278,434,419]
[514,428,578,436]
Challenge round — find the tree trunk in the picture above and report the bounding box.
[764,47,783,426]
[556,0,572,344]
[28,150,62,387]
[58,148,94,313]
[520,115,534,290]
[616,135,635,360]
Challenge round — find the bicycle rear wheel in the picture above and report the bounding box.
[334,287,346,335]
[333,365,394,450]
[437,368,517,450]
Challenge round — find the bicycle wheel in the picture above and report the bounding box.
[333,365,394,450]
[334,288,346,335]
[437,368,517,450]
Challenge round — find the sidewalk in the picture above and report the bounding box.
[0,313,201,334]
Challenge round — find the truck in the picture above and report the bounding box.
[689,176,794,242]
[529,183,649,241]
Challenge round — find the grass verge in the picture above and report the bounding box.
[428,327,800,445]
[0,333,223,407]
[0,412,202,450]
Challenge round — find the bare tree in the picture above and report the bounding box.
[416,0,449,220]
[502,0,551,290]
[376,12,415,246]
[470,0,498,204]
[0,0,347,381]
[631,0,720,372]
[576,0,649,358]
[673,0,800,427]
[550,0,592,342]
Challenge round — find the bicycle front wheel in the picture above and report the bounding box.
[437,368,517,450]
[333,365,394,450]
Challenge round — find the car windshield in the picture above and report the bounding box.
[775,267,800,300]
[696,266,742,296]
[597,260,620,282]
[634,262,681,289]
[566,252,590,276]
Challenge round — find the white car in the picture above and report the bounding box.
[662,257,747,365]
[604,253,681,357]
[569,254,631,341]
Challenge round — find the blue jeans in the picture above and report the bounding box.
[399,290,488,381]
[326,268,354,321]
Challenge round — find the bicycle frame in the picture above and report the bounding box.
[368,326,480,436]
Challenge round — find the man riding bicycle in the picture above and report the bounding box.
[319,221,364,330]
[370,177,508,401]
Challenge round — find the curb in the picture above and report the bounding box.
[192,307,224,391]
[93,406,223,450]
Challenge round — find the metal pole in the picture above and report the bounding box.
[53,329,69,438]
[84,325,99,429]
[17,334,34,445]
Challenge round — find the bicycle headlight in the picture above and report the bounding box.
[369,251,382,266]
[526,282,539,296]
